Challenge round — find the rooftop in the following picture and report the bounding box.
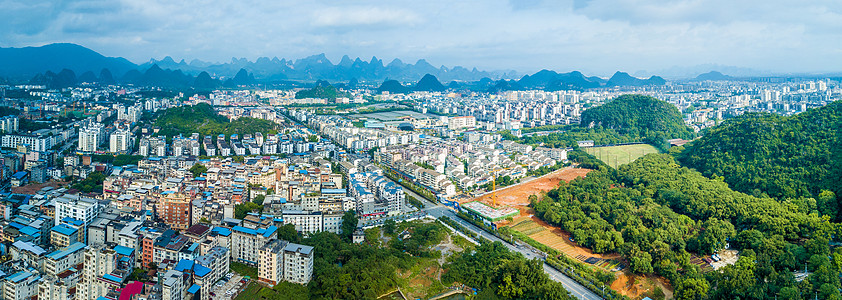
[46,242,86,260]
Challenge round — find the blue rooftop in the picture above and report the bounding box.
[321,188,346,194]
[114,245,134,256]
[263,226,277,238]
[211,227,231,236]
[232,226,256,235]
[7,271,33,283]
[12,171,28,180]
[46,242,86,260]
[175,259,194,272]
[52,224,78,236]
[188,284,201,294]
[20,226,40,237]
[194,264,212,277]
[61,217,85,226]
[102,273,123,283]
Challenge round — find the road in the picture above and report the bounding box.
[420,205,603,300]
[283,109,603,300]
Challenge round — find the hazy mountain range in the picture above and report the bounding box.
[0,43,687,91]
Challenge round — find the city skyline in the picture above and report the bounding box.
[1,0,841,76]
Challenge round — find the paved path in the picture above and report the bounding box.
[421,205,604,300]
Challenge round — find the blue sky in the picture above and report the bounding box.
[1,0,840,75]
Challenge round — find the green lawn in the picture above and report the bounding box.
[584,144,660,168]
[235,282,309,300]
[230,262,258,279]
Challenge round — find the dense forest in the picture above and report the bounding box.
[502,95,695,150]
[678,101,842,218]
[532,154,841,299]
[580,94,695,148]
[153,103,278,138]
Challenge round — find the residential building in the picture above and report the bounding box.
[78,123,104,152]
[3,271,40,300]
[231,224,277,265]
[109,128,132,154]
[157,193,192,230]
[283,242,314,284]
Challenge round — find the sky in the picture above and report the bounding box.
[1,0,841,76]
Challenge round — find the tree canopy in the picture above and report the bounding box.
[678,101,842,219]
[153,103,278,138]
[580,94,695,149]
[532,153,840,299]
[502,94,695,150]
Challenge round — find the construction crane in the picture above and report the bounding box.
[490,165,518,208]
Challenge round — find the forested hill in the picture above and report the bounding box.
[580,94,694,147]
[153,103,278,138]
[533,154,836,299]
[678,101,842,214]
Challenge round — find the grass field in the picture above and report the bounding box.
[584,144,660,168]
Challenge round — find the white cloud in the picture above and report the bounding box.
[312,6,422,27]
[0,0,840,74]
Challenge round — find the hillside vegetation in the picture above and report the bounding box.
[503,94,694,150]
[533,154,838,299]
[580,94,694,148]
[678,101,842,218]
[295,85,349,100]
[153,103,277,138]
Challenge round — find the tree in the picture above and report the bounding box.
[71,171,106,193]
[277,223,301,243]
[383,219,397,235]
[818,190,838,218]
[690,218,735,254]
[307,135,319,143]
[189,163,208,178]
[675,277,709,300]
[234,202,261,219]
[820,282,842,300]
[253,194,265,206]
[340,210,357,242]
[199,217,211,224]
[628,246,654,274]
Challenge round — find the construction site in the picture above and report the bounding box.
[460,167,673,299]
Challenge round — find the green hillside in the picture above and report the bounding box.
[503,94,694,151]
[154,103,278,138]
[533,153,836,299]
[580,94,694,148]
[295,85,349,100]
[678,101,842,217]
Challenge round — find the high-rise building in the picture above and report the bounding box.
[109,128,132,153]
[77,244,116,300]
[0,115,19,133]
[78,123,104,152]
[157,193,192,231]
[3,271,40,300]
[1,134,53,152]
[139,136,167,157]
